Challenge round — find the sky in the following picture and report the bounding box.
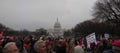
[0,0,97,31]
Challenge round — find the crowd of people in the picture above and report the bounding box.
[0,35,120,53]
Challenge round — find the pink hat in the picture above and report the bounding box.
[97,41,102,46]
[9,37,14,40]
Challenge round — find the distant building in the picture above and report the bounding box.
[47,18,64,37]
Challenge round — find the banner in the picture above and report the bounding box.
[86,33,97,48]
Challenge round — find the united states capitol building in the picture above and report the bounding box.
[47,18,65,37]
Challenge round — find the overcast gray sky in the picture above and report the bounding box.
[0,0,97,31]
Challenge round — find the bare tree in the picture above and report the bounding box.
[93,0,120,22]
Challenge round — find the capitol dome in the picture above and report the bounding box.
[47,18,63,37]
[54,18,61,28]
[54,18,62,36]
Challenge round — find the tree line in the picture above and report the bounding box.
[0,23,47,36]
[72,0,120,38]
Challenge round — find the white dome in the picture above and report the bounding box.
[54,18,61,28]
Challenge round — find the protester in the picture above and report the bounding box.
[74,40,84,53]
[55,38,67,53]
[90,42,96,53]
[30,36,37,53]
[15,37,23,53]
[66,39,74,53]
[95,41,103,53]
[46,42,54,53]
[2,42,20,53]
[34,40,47,53]
[23,36,31,53]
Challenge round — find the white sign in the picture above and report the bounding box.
[104,34,110,40]
[86,33,97,48]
